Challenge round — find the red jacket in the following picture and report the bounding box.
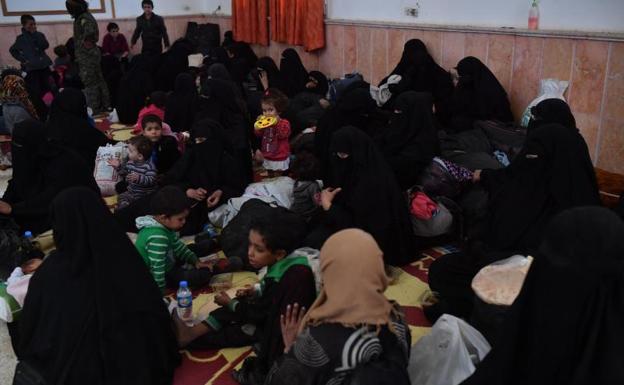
[255,118,291,161]
[102,33,129,56]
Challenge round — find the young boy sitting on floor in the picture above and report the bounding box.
[108,135,157,209]
[173,211,317,385]
[135,186,215,293]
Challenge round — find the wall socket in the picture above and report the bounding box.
[405,5,420,17]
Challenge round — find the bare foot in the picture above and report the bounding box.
[172,311,211,348]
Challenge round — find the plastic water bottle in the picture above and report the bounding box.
[528,0,539,30]
[176,281,193,326]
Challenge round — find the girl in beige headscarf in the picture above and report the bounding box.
[267,229,412,385]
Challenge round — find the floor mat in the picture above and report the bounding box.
[173,245,458,385]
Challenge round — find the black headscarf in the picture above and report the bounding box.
[155,38,194,92]
[256,56,285,93]
[18,187,179,384]
[307,70,329,97]
[377,91,439,189]
[208,62,233,82]
[116,54,155,124]
[46,87,109,167]
[450,56,513,132]
[481,105,600,255]
[383,39,454,121]
[527,98,576,132]
[280,48,309,97]
[328,126,416,266]
[226,41,258,85]
[164,72,198,133]
[462,207,624,385]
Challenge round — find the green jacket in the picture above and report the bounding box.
[73,11,100,60]
[135,216,198,292]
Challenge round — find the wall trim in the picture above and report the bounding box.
[0,0,106,16]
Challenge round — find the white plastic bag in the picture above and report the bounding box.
[94,142,128,196]
[520,78,569,127]
[408,314,491,385]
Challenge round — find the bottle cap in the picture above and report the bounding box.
[24,231,33,238]
[179,281,188,288]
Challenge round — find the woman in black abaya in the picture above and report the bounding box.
[46,87,110,167]
[116,54,155,124]
[449,56,513,132]
[376,91,438,190]
[255,56,285,93]
[161,119,248,235]
[462,207,624,385]
[164,72,198,133]
[306,126,417,266]
[382,39,454,123]
[0,120,99,234]
[279,48,309,98]
[17,187,179,384]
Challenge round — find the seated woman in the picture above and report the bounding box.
[0,120,98,234]
[381,39,454,124]
[0,74,39,134]
[449,56,513,133]
[164,72,198,133]
[306,126,417,266]
[426,99,601,321]
[376,91,439,190]
[462,207,624,385]
[267,229,412,385]
[174,212,317,385]
[17,187,179,384]
[46,87,110,168]
[280,48,309,98]
[116,54,155,125]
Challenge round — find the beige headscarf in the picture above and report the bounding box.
[300,229,393,332]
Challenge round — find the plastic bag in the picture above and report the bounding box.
[520,78,569,127]
[408,314,491,385]
[94,142,128,197]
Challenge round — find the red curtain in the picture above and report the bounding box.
[270,0,325,51]
[232,0,269,46]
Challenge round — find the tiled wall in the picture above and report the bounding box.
[1,16,622,174]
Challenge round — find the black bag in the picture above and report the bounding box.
[474,120,527,161]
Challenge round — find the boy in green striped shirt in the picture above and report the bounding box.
[135,186,214,292]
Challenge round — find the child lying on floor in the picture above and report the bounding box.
[135,186,216,293]
[173,211,317,385]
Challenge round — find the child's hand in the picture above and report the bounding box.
[214,291,232,307]
[206,189,223,208]
[280,303,307,353]
[195,260,216,271]
[126,172,139,183]
[320,187,342,211]
[107,158,121,168]
[236,285,255,298]
[254,149,264,163]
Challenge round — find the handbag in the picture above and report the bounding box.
[13,309,95,385]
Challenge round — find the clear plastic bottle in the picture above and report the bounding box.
[176,281,193,326]
[528,0,539,30]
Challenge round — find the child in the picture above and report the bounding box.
[140,114,180,175]
[290,151,322,222]
[108,135,157,209]
[173,211,317,384]
[53,45,71,68]
[135,186,215,293]
[255,89,291,177]
[9,15,52,100]
[102,22,130,59]
[134,90,167,132]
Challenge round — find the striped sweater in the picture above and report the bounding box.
[120,160,157,196]
[135,216,198,292]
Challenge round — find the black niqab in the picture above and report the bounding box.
[280,48,309,97]
[328,126,416,266]
[527,98,576,132]
[307,71,329,97]
[450,56,513,132]
[46,87,109,167]
[164,72,198,133]
[462,207,624,385]
[377,91,439,189]
[256,56,285,93]
[18,187,179,384]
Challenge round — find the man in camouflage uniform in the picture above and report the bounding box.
[66,0,110,114]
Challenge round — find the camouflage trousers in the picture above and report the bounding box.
[77,56,110,114]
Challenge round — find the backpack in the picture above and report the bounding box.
[328,72,364,105]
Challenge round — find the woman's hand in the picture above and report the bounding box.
[187,188,207,201]
[206,189,223,208]
[280,303,306,353]
[214,291,232,307]
[259,70,269,90]
[0,201,12,215]
[320,187,342,211]
[473,170,482,183]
